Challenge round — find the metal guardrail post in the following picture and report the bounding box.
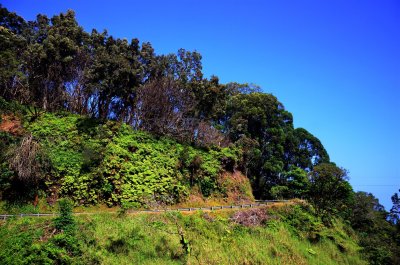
[0,200,291,217]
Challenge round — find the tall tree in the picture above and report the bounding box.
[134,77,194,140]
[293,128,329,170]
[225,92,294,198]
[390,189,400,224]
[23,10,87,111]
[349,191,400,265]
[349,191,386,230]
[0,6,28,102]
[308,163,353,218]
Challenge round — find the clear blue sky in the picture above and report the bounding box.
[3,0,399,210]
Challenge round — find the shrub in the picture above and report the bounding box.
[0,97,25,115]
[231,208,270,227]
[7,134,46,185]
[270,185,289,199]
[275,204,324,242]
[54,198,75,232]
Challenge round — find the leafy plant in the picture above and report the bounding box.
[54,198,75,232]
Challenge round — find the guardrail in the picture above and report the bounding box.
[0,200,289,220]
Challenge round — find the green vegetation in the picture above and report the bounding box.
[0,202,368,265]
[1,5,399,264]
[0,199,92,264]
[1,110,247,208]
[0,5,332,202]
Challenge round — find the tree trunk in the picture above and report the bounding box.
[33,193,39,207]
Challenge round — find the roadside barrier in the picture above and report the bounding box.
[0,200,289,220]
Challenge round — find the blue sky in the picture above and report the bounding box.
[3,0,399,210]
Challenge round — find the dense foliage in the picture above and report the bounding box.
[0,5,331,201]
[1,6,399,264]
[0,110,248,207]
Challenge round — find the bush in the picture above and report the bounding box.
[54,198,75,232]
[0,97,25,115]
[231,208,271,227]
[270,185,289,199]
[281,204,326,242]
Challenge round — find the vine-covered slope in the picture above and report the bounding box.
[1,108,253,208]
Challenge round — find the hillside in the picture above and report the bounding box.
[0,201,368,265]
[0,101,253,210]
[1,5,399,264]
[0,103,397,265]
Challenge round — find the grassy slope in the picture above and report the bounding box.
[0,202,367,265]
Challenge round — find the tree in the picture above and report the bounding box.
[390,189,400,225]
[134,77,195,141]
[194,120,227,148]
[349,192,400,265]
[235,135,261,179]
[390,190,400,264]
[191,75,227,121]
[293,128,329,170]
[85,32,123,119]
[84,30,152,121]
[225,92,294,198]
[307,163,353,218]
[0,6,28,102]
[53,198,75,232]
[21,10,88,111]
[349,192,387,231]
[284,167,309,198]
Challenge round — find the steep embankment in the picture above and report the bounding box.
[0,105,253,209]
[0,102,369,264]
[0,201,367,265]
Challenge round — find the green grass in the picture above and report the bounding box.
[0,203,367,265]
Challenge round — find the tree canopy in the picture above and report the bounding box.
[0,6,335,200]
[1,6,399,263]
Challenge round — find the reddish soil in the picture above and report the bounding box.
[218,170,254,202]
[0,114,23,135]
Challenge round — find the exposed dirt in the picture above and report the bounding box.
[218,170,254,202]
[0,114,23,135]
